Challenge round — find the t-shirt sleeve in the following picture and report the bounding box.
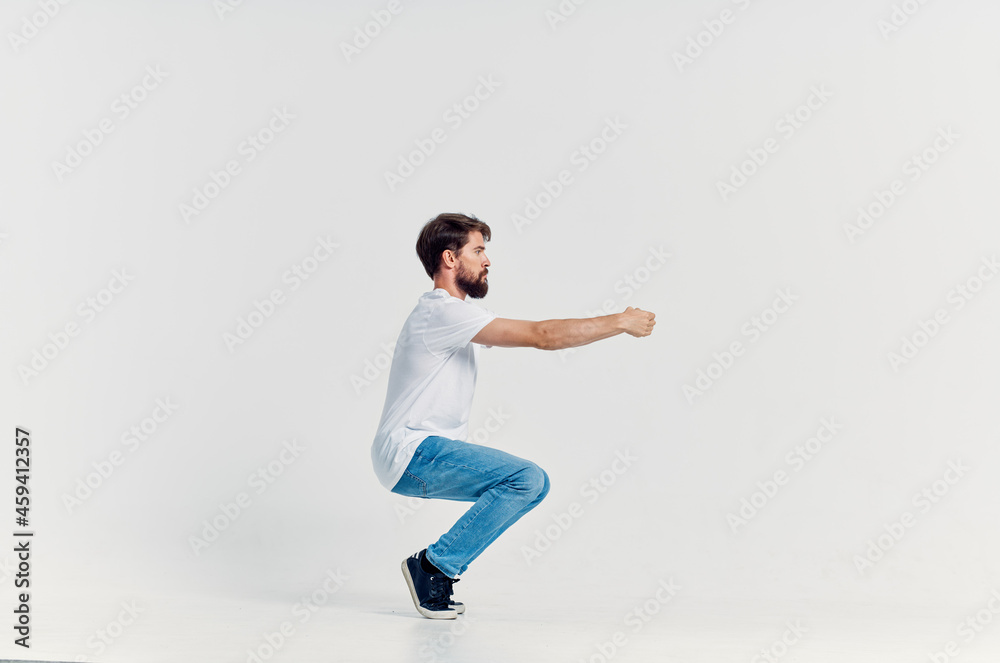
[424,300,498,356]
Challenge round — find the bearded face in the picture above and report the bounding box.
[455,258,488,299]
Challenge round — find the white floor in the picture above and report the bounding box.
[12,580,1000,663]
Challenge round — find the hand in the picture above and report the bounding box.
[621,307,656,337]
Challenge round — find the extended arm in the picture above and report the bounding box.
[471,307,655,351]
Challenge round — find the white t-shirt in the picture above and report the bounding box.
[371,288,497,490]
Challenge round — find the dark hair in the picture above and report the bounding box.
[416,213,492,279]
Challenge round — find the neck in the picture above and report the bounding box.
[433,280,466,300]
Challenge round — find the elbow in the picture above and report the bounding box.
[534,323,558,351]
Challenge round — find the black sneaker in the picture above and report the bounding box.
[412,550,464,614]
[445,577,465,614]
[401,549,459,619]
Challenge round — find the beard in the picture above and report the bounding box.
[456,262,489,299]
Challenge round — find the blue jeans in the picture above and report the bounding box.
[390,435,550,578]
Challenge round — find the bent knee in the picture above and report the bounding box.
[518,463,549,500]
[537,467,550,501]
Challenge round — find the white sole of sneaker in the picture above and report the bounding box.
[401,559,458,620]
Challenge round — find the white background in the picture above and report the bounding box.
[2,0,1000,661]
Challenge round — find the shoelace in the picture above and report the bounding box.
[428,574,459,609]
[444,577,459,604]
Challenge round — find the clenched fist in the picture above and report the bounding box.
[621,306,656,338]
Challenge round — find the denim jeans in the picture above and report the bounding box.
[390,435,550,578]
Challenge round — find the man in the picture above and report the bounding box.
[371,212,656,619]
